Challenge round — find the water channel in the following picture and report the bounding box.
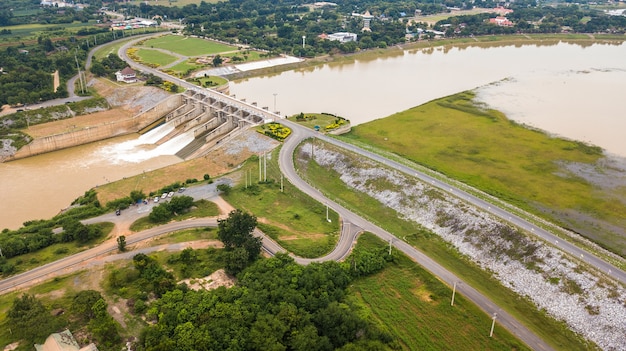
[1,40,625,230]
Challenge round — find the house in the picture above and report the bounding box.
[34,329,98,351]
[489,16,514,27]
[115,67,138,83]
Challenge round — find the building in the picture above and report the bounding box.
[352,10,374,31]
[488,16,514,27]
[35,329,98,351]
[326,32,358,43]
[115,67,138,83]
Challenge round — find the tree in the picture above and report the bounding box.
[117,235,127,252]
[71,290,103,321]
[212,54,223,67]
[130,190,146,203]
[88,298,121,348]
[8,294,63,342]
[217,209,262,274]
[217,183,231,195]
[149,204,173,223]
[167,195,194,214]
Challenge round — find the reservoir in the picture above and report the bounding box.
[1,40,625,230]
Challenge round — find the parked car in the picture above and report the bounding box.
[161,193,168,199]
[154,196,159,202]
[115,209,121,216]
[178,187,186,193]
[167,191,174,197]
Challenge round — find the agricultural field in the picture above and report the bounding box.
[138,34,237,56]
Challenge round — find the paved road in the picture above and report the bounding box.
[292,125,626,285]
[3,34,621,350]
[278,119,555,351]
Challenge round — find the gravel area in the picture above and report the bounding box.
[223,128,280,155]
[301,141,626,351]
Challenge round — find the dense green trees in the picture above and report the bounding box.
[148,195,195,223]
[7,294,65,343]
[138,254,393,351]
[90,53,128,79]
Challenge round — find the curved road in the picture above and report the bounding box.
[3,34,623,350]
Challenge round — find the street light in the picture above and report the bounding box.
[326,203,331,222]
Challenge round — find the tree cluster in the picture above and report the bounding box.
[148,195,195,223]
[7,290,122,348]
[90,53,128,80]
[434,5,626,36]
[217,209,262,274]
[138,254,393,351]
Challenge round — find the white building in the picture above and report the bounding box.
[327,32,358,43]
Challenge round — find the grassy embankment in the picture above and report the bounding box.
[340,91,626,262]
[294,137,594,350]
[220,151,341,258]
[349,233,530,351]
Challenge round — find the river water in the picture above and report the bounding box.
[1,40,625,230]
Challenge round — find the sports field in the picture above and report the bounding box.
[139,35,237,56]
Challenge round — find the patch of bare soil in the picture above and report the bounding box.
[179,269,236,291]
[26,108,133,138]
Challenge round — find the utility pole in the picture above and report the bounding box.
[451,281,458,306]
[259,155,262,182]
[264,152,267,182]
[490,313,497,337]
[74,50,85,94]
[280,174,283,192]
[388,238,392,255]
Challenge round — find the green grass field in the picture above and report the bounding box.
[139,35,237,57]
[0,21,100,41]
[342,92,626,258]
[134,47,178,66]
[349,233,530,351]
[168,60,202,75]
[295,139,593,351]
[221,152,340,258]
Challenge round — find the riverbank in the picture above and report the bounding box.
[225,33,626,81]
[342,91,626,261]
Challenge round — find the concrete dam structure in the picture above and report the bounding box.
[11,88,273,161]
[161,89,267,160]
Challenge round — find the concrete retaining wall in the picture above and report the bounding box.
[11,95,183,160]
